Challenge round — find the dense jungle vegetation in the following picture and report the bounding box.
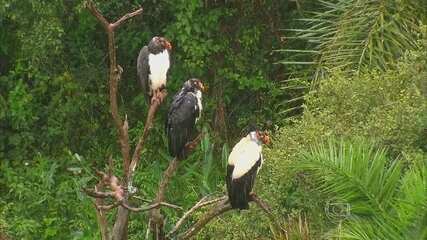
[1,0,426,239]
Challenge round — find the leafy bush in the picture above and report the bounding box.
[0,155,97,239]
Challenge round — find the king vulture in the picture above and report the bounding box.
[166,79,205,159]
[137,36,172,104]
[226,129,270,209]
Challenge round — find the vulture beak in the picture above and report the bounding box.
[263,134,271,145]
[198,81,206,92]
[164,40,172,50]
[258,131,271,145]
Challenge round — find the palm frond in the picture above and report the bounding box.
[278,0,424,118]
[296,139,426,239]
[299,139,401,216]
[280,0,424,78]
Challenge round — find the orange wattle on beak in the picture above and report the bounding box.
[200,83,206,92]
[264,135,271,145]
[165,41,172,50]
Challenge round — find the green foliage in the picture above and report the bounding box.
[280,0,426,81]
[204,44,427,238]
[263,49,425,239]
[297,139,426,240]
[1,0,426,239]
[164,1,288,131]
[0,155,97,239]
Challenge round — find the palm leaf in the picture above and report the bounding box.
[296,139,426,239]
[280,0,424,79]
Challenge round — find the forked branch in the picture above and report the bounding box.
[84,171,182,216]
[167,196,227,238]
[177,198,232,239]
[112,8,144,29]
[85,0,144,179]
[149,133,204,239]
[83,1,146,240]
[173,194,286,240]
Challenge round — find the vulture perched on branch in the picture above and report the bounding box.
[137,36,172,104]
[226,128,270,209]
[166,79,205,159]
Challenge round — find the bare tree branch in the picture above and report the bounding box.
[250,193,287,237]
[97,202,121,211]
[122,201,182,212]
[167,196,227,238]
[177,199,233,239]
[86,0,142,178]
[84,189,114,198]
[111,7,144,30]
[172,194,286,239]
[91,170,125,202]
[149,157,178,239]
[149,133,204,239]
[128,90,167,180]
[84,1,144,240]
[85,0,109,30]
[94,183,110,240]
[131,195,152,203]
[87,1,131,169]
[146,219,152,240]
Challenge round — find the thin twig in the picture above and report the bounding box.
[167,196,227,238]
[129,90,167,179]
[97,202,121,211]
[132,195,153,203]
[121,201,182,212]
[175,194,287,239]
[250,193,287,236]
[111,7,144,29]
[83,188,115,198]
[177,199,233,239]
[146,219,151,240]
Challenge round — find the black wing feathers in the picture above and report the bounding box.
[137,46,150,102]
[226,165,234,199]
[228,156,262,210]
[166,92,199,159]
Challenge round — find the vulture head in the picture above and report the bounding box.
[256,131,271,145]
[148,36,172,54]
[182,78,205,93]
[246,124,271,145]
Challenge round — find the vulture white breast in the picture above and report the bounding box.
[148,50,170,90]
[228,136,262,179]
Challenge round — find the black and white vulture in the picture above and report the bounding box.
[226,129,270,209]
[137,36,172,104]
[166,79,205,159]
